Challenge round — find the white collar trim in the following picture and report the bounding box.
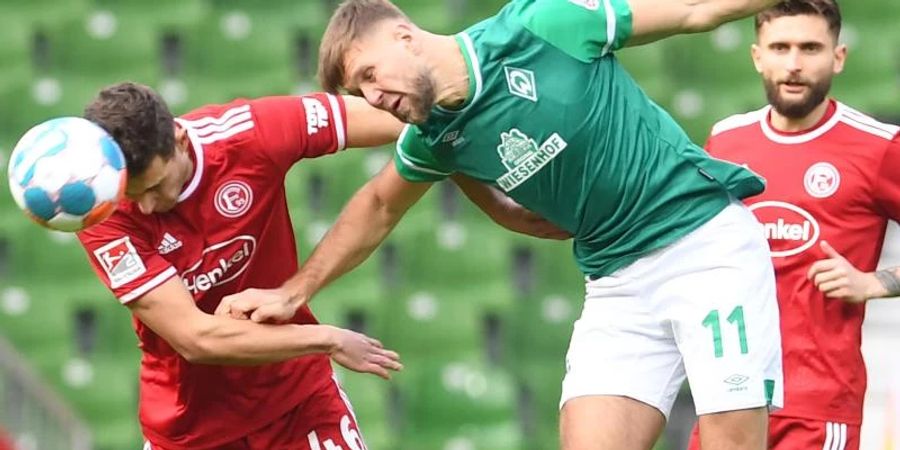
[759,102,844,145]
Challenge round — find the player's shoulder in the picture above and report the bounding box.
[835,102,900,142]
[180,98,253,123]
[710,106,768,137]
[79,201,150,240]
[176,99,259,158]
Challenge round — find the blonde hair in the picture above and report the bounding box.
[318,0,409,93]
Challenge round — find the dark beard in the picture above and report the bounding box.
[398,70,437,124]
[764,76,832,119]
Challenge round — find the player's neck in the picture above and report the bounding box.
[174,126,195,191]
[769,100,832,133]
[429,34,470,109]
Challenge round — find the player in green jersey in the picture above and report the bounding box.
[220,1,787,449]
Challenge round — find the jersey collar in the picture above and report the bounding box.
[435,33,483,114]
[173,117,205,203]
[760,100,843,145]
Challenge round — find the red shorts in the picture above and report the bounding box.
[687,415,859,450]
[145,377,368,450]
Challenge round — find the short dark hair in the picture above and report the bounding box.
[83,82,175,176]
[756,0,842,41]
[318,0,409,93]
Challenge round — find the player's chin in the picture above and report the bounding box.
[398,108,431,125]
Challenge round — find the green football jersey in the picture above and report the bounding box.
[394,0,765,277]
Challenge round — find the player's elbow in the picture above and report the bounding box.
[178,341,218,364]
[170,322,222,364]
[170,338,212,364]
[682,7,725,33]
[684,0,775,33]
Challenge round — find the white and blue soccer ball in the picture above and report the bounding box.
[7,117,127,232]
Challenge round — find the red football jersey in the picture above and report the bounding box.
[77,93,349,448]
[706,100,900,425]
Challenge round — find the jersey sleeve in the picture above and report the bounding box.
[873,135,900,221]
[515,0,633,61]
[703,135,719,156]
[250,93,348,171]
[393,125,453,182]
[77,214,177,304]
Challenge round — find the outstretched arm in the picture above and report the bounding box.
[450,174,572,240]
[626,0,780,46]
[514,0,780,63]
[343,95,405,148]
[129,278,402,378]
[218,163,431,322]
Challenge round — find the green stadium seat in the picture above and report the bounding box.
[380,285,485,359]
[61,355,139,450]
[0,17,31,91]
[662,19,759,88]
[8,225,97,283]
[208,0,329,30]
[831,25,900,112]
[840,1,900,22]
[42,16,157,80]
[90,0,207,30]
[394,357,520,449]
[397,424,522,450]
[0,0,88,29]
[0,274,142,450]
[616,43,674,102]
[515,361,564,450]
[390,226,515,312]
[393,0,458,33]
[176,10,298,104]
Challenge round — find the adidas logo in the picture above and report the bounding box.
[157,233,183,255]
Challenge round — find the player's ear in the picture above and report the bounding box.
[750,44,764,74]
[174,125,189,153]
[832,43,847,75]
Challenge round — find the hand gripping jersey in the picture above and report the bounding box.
[394,0,764,277]
[77,94,348,448]
[707,100,900,425]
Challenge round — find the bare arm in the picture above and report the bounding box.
[129,277,401,377]
[288,163,429,297]
[343,95,405,148]
[219,162,431,323]
[450,174,572,240]
[626,0,780,46]
[808,241,900,303]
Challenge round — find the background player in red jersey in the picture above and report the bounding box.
[75,82,566,450]
[687,1,900,449]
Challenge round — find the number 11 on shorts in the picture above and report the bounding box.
[702,306,749,358]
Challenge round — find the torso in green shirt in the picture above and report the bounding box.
[394,0,765,277]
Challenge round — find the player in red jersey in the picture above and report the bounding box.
[76,82,566,450]
[687,1,900,449]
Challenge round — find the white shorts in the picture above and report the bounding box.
[560,202,783,418]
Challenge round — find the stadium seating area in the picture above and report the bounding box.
[0,1,897,449]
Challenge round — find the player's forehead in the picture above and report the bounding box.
[342,42,375,92]
[341,27,394,87]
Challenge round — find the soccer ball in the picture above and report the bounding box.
[7,117,127,232]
